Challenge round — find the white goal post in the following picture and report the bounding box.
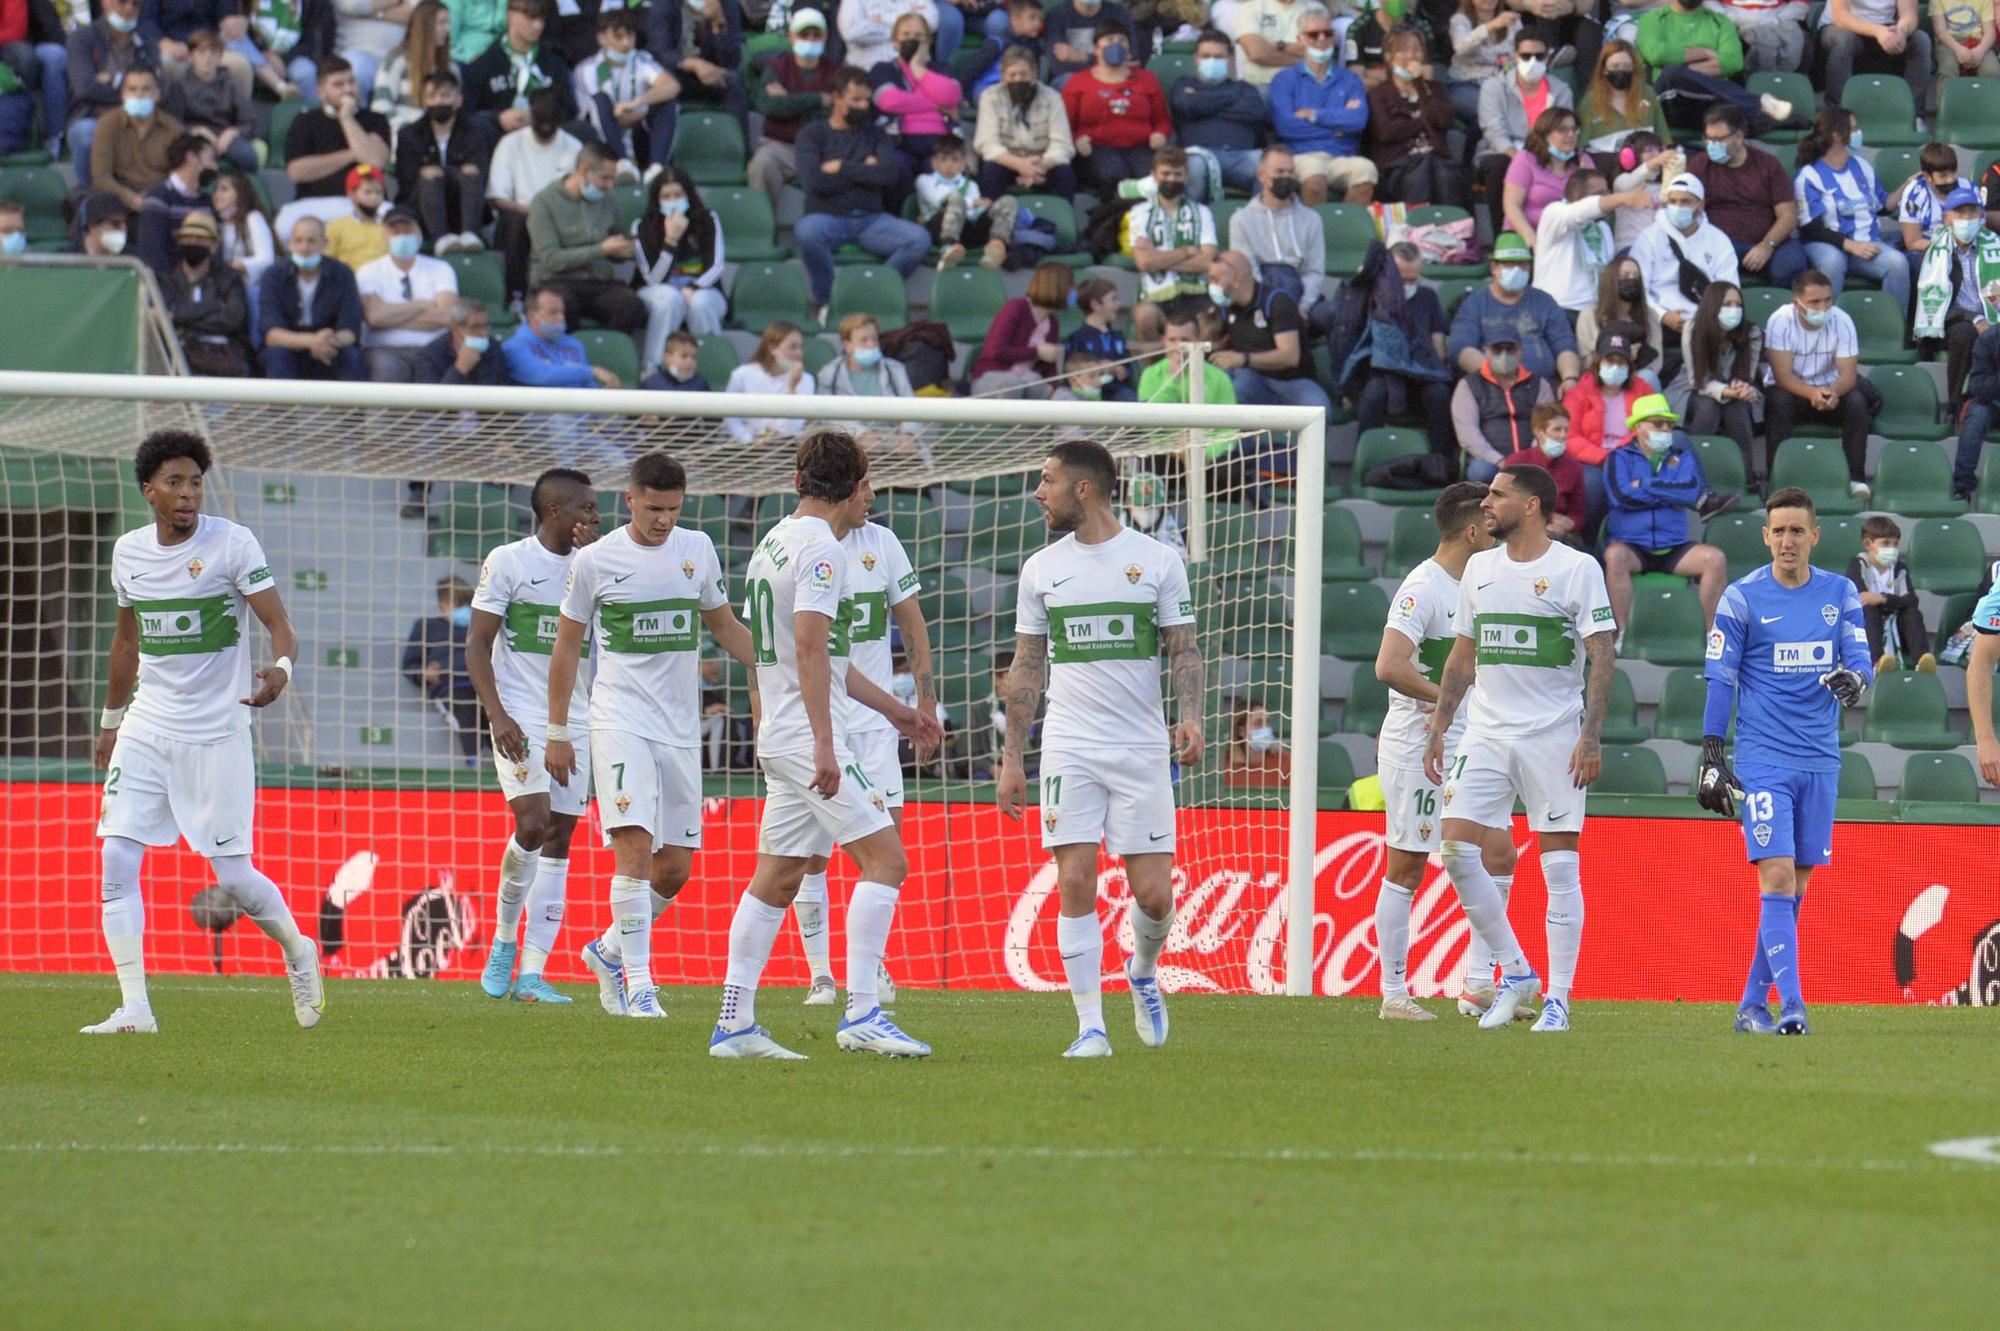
[0,371,1326,994]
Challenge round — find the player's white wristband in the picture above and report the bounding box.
[100,705,126,730]
[272,655,294,679]
[547,723,573,743]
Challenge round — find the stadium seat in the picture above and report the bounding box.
[704,187,787,260]
[1838,748,1878,800]
[1434,277,1483,320]
[964,494,1041,574]
[1906,517,1986,593]
[694,333,741,385]
[1767,439,1861,515]
[1382,505,1436,578]
[1316,738,1357,798]
[935,648,993,730]
[576,329,640,388]
[1321,581,1390,660]
[1688,435,1748,501]
[611,182,644,233]
[1838,290,1918,365]
[1704,510,1768,577]
[1653,666,1708,742]
[0,165,66,248]
[1014,193,1080,250]
[1747,70,1814,143]
[1342,667,1389,735]
[1973,445,2000,515]
[828,265,908,329]
[1863,671,1959,748]
[928,266,1009,342]
[800,333,838,376]
[263,99,307,166]
[1204,503,1270,578]
[1210,197,1244,243]
[1818,514,1864,551]
[670,110,748,184]
[427,482,519,562]
[1315,203,1377,275]
[1869,363,1941,435]
[1593,745,1668,795]
[1871,441,1963,517]
[441,251,505,312]
[1598,667,1649,743]
[1937,77,2000,150]
[1321,504,1373,580]
[1401,205,1485,277]
[1622,584,1706,665]
[1868,145,1925,198]
[728,261,814,332]
[1898,751,1979,802]
[1149,52,1196,85]
[1936,590,1980,640]
[918,568,974,627]
[1351,427,1438,505]
[877,489,944,567]
[1843,74,1924,146]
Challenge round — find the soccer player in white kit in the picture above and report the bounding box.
[996,440,1205,1059]
[88,430,325,1034]
[710,431,942,1059]
[790,510,938,1007]
[1371,482,1535,1022]
[545,452,758,1019]
[465,468,600,1004]
[1424,465,1617,1033]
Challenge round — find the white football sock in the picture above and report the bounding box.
[1057,911,1104,1034]
[1463,872,1512,988]
[495,836,536,941]
[520,857,569,977]
[212,855,312,966]
[794,870,832,980]
[844,880,898,1020]
[1542,851,1583,1002]
[1375,878,1413,999]
[720,891,787,1033]
[609,875,653,993]
[597,887,677,965]
[1128,903,1172,980]
[101,836,148,1012]
[1442,842,1531,975]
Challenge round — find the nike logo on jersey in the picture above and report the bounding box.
[1478,582,1494,590]
[613,573,634,583]
[530,577,549,585]
[1052,576,1075,587]
[1761,614,1783,623]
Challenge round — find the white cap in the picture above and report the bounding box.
[789,7,827,32]
[1664,171,1705,201]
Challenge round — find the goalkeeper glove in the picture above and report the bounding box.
[1819,665,1867,707]
[1695,736,1744,818]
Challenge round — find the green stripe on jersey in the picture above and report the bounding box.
[133,596,240,656]
[846,591,890,644]
[1473,612,1575,668]
[1048,601,1158,663]
[504,601,588,657]
[1417,635,1455,683]
[600,598,701,654]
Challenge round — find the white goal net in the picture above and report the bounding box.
[0,373,1324,995]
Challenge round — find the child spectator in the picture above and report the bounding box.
[966,0,1046,99]
[1063,276,1133,398]
[162,29,257,171]
[916,133,1019,269]
[324,164,389,268]
[641,329,713,391]
[1847,516,1937,673]
[1898,141,1973,261]
[1501,401,1586,543]
[1051,347,1113,400]
[573,8,680,171]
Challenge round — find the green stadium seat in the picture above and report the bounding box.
[1936,590,1981,639]
[1906,517,1986,593]
[1768,439,1861,514]
[1704,510,1769,577]
[1593,744,1668,795]
[1317,738,1357,798]
[928,267,1009,342]
[1738,285,1793,331]
[441,251,505,312]
[1315,202,1378,275]
[670,110,748,184]
[964,494,1042,574]
[1402,205,1485,277]
[1839,290,1917,365]
[263,99,307,166]
[1937,77,2000,150]
[679,492,738,554]
[1013,194,1079,249]
[1974,445,2000,514]
[704,187,787,260]
[1149,52,1196,85]
[800,334,838,376]
[1863,671,1959,748]
[1748,71,1815,144]
[1838,748,1879,800]
[1653,666,1708,742]
[728,261,814,332]
[1843,74,1924,146]
[1818,514,1865,551]
[575,329,640,388]
[1871,441,1963,517]
[753,492,791,533]
[1342,668,1389,735]
[694,332,741,385]
[1434,277,1484,320]
[1869,363,1940,435]
[877,490,944,566]
[1597,667,1649,743]
[1867,145,1926,199]
[1382,505,1436,579]
[1688,434,1748,500]
[427,482,519,562]
[1623,584,1707,665]
[1210,197,1245,243]
[1321,504,1373,580]
[828,265,909,329]
[1899,751,1979,801]
[1352,427,1439,505]
[611,182,644,233]
[0,164,66,248]
[935,648,993,730]
[918,567,974,627]
[1321,581,1391,660]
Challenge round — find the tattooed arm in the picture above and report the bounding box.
[1570,629,1615,788]
[1422,634,1477,784]
[1163,622,1206,764]
[995,632,1047,821]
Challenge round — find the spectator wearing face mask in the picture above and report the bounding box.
[1168,28,1265,203]
[724,320,815,442]
[76,192,134,259]
[1764,266,1881,502]
[402,574,486,764]
[641,329,713,392]
[973,46,1076,199]
[259,214,366,380]
[1673,279,1762,483]
[415,297,511,385]
[747,9,839,209]
[1475,28,1570,238]
[1449,229,1581,388]
[503,283,618,387]
[1953,318,2000,502]
[1533,163,1653,315]
[817,312,924,458]
[1602,393,1727,632]
[1915,186,2000,421]
[1563,323,1666,468]
[1630,171,1738,339]
[1451,330,1553,482]
[1847,515,1936,674]
[1269,3,1376,206]
[1501,401,1587,544]
[1061,19,1170,196]
[356,204,459,382]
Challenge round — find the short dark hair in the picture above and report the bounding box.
[1498,462,1558,518]
[1791,268,1832,295]
[1154,144,1188,171]
[507,0,547,15]
[933,133,967,156]
[796,431,869,502]
[1093,19,1132,44]
[664,329,699,354]
[167,133,209,170]
[1920,141,1959,175]
[1862,514,1901,542]
[525,284,565,314]
[1160,296,1204,332]
[576,139,618,170]
[422,70,461,94]
[833,63,873,95]
[1764,486,1816,520]
[1195,26,1231,50]
[1514,26,1544,49]
[597,6,638,33]
[134,429,212,487]
[318,54,353,80]
[630,452,687,495]
[531,467,592,520]
[1048,439,1117,501]
[1433,481,1488,536]
[526,87,565,122]
[120,64,157,88]
[1007,0,1041,12]
[1704,103,1746,136]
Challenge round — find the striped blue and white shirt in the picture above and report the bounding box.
[1797,155,1885,244]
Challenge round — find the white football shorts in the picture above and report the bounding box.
[758,746,894,859]
[97,727,255,858]
[592,729,702,851]
[1441,722,1586,835]
[1038,745,1176,856]
[495,725,591,817]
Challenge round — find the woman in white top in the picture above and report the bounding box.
[631,167,727,368]
[211,170,276,292]
[369,0,452,138]
[816,312,925,459]
[723,321,816,445]
[1447,0,1519,124]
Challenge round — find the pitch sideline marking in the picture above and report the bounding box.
[1928,1137,2000,1166]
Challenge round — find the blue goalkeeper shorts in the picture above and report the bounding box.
[1735,764,1839,867]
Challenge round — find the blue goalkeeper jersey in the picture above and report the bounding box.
[1967,562,2000,635]
[1704,565,1872,773]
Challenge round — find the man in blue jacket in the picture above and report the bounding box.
[1448,231,1581,387]
[1168,29,1266,203]
[502,285,616,387]
[1267,3,1373,205]
[258,215,365,380]
[415,300,510,385]
[1603,394,1728,636]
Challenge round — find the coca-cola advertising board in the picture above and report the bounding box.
[3,783,1995,1004]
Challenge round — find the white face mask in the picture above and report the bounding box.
[100,228,128,254]
[1516,55,1547,83]
[1540,436,1566,459]
[1247,724,1278,752]
[1872,544,1899,568]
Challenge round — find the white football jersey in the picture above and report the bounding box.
[745,512,851,758]
[558,523,728,746]
[1379,557,1468,766]
[1454,540,1614,739]
[472,534,591,730]
[841,521,920,736]
[111,513,276,744]
[1014,526,1194,754]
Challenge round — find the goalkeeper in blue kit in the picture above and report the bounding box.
[1696,488,1873,1036]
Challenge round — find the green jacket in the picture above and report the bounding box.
[1635,6,1744,80]
[446,0,510,68]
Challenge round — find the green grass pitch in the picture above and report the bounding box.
[2,974,1997,1328]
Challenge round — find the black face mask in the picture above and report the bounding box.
[532,118,560,139]
[1156,179,1183,200]
[845,104,877,128]
[1617,277,1642,302]
[1604,68,1633,91]
[427,104,456,124]
[898,37,924,61]
[1007,80,1036,107]
[178,242,211,267]
[1270,176,1299,201]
